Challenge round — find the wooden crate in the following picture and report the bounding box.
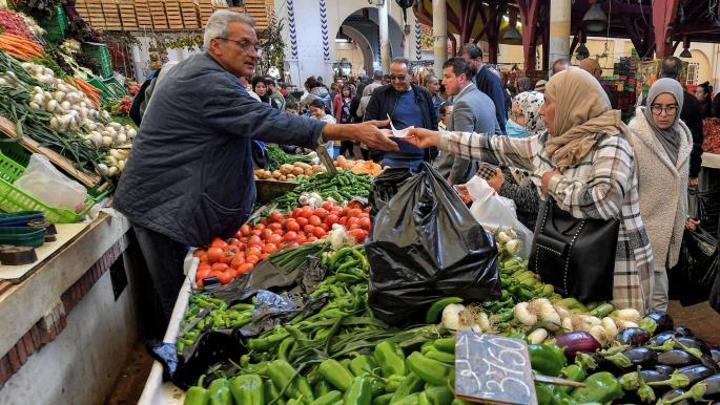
[75,0,89,20]
[102,0,122,31]
[180,0,198,28]
[243,0,269,30]
[164,0,183,29]
[197,0,213,27]
[134,0,153,28]
[118,2,138,30]
[148,0,168,29]
[85,2,106,30]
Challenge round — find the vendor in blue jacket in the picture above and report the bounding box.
[114,10,396,327]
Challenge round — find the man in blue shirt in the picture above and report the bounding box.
[364,57,438,170]
[461,44,507,134]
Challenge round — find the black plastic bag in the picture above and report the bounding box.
[366,163,500,326]
[368,167,414,217]
[710,259,720,313]
[697,190,720,238]
[668,226,719,306]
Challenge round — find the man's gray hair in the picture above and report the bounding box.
[203,10,256,48]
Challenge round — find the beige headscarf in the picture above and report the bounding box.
[544,67,625,169]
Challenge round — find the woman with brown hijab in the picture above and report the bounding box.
[405,68,654,313]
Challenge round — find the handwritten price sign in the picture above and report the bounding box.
[455,330,537,405]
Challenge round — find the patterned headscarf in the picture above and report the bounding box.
[514,91,545,136]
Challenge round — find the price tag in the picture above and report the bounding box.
[454,330,537,405]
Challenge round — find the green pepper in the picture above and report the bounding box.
[229,374,264,405]
[343,376,372,405]
[535,383,555,405]
[310,390,342,405]
[420,341,436,355]
[384,374,405,392]
[390,372,425,403]
[417,391,431,405]
[393,393,420,405]
[557,364,587,393]
[372,393,394,405]
[265,379,286,405]
[424,350,454,365]
[341,358,354,372]
[432,338,455,354]
[424,385,453,405]
[350,355,377,377]
[208,378,231,405]
[313,380,331,398]
[450,400,471,405]
[318,359,355,391]
[374,341,407,377]
[555,297,587,312]
[571,372,623,403]
[406,352,452,386]
[551,388,576,405]
[267,359,315,402]
[184,375,210,405]
[588,303,615,318]
[528,344,566,377]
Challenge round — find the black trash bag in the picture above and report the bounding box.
[237,289,330,337]
[368,167,415,217]
[668,226,720,306]
[710,258,720,313]
[366,163,500,326]
[697,190,720,238]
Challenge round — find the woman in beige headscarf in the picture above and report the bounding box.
[405,67,654,313]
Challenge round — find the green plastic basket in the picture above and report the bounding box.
[0,227,46,247]
[0,150,107,224]
[39,5,69,44]
[82,42,113,79]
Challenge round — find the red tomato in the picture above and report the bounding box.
[341,207,350,217]
[248,235,262,246]
[251,229,263,236]
[308,215,322,226]
[246,255,260,264]
[240,224,251,236]
[348,229,368,243]
[220,250,235,264]
[346,217,360,227]
[207,247,224,263]
[237,263,254,274]
[211,263,229,272]
[210,238,228,248]
[325,214,339,226]
[359,217,371,230]
[270,211,284,223]
[269,222,283,231]
[285,220,300,232]
[262,229,274,240]
[231,254,245,269]
[287,242,300,249]
[296,233,307,245]
[321,201,335,211]
[218,270,234,284]
[260,253,270,260]
[348,208,363,217]
[291,208,303,218]
[313,208,329,218]
[263,243,278,254]
[226,238,240,247]
[254,223,266,231]
[349,223,362,231]
[283,231,298,242]
[321,223,330,232]
[197,254,208,263]
[296,217,309,227]
[196,267,212,281]
[300,206,314,218]
[193,249,206,258]
[312,227,327,238]
[268,234,283,245]
[307,236,318,242]
[303,224,315,234]
[338,216,348,226]
[247,246,262,256]
[208,270,223,280]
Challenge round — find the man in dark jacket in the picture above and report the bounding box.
[114,10,397,327]
[461,44,507,134]
[364,57,438,170]
[660,57,704,184]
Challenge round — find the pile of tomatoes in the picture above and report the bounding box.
[194,201,372,287]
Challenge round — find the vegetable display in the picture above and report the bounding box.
[271,171,373,211]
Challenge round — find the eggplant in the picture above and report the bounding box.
[554,331,601,359]
[649,330,678,347]
[676,336,712,355]
[660,389,696,405]
[641,369,672,383]
[701,354,720,373]
[658,349,701,368]
[675,326,694,337]
[616,327,651,346]
[677,365,716,387]
[657,365,677,375]
[605,346,658,370]
[640,311,675,334]
[665,373,720,402]
[711,349,720,364]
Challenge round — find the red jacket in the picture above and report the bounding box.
[333,93,343,121]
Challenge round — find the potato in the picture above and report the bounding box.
[287,174,296,180]
[279,175,287,181]
[272,170,282,178]
[295,162,311,170]
[292,166,304,175]
[304,168,313,176]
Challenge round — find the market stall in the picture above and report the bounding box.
[134,145,720,405]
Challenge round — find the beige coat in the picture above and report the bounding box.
[627,107,692,270]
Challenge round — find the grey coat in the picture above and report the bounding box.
[114,53,324,246]
[434,83,495,184]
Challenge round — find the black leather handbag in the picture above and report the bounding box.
[529,198,620,302]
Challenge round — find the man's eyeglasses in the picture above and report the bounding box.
[390,74,407,81]
[217,37,260,53]
[650,104,679,116]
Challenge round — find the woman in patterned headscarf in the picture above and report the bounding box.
[507,91,546,137]
[407,67,654,313]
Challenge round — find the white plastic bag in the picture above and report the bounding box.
[464,176,533,258]
[14,154,87,211]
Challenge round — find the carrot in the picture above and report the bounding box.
[0,32,43,59]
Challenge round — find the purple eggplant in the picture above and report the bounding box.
[658,350,701,368]
[676,336,712,355]
[664,373,720,402]
[604,347,658,370]
[674,326,694,337]
[711,349,720,364]
[677,365,717,387]
[649,331,679,347]
[657,365,677,375]
[639,311,675,334]
[554,331,601,359]
[616,327,652,346]
[660,389,695,405]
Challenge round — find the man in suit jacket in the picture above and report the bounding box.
[434,57,497,184]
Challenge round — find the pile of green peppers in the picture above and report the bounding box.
[176,294,254,354]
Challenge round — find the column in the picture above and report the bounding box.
[548,0,571,74]
[432,0,447,78]
[379,0,391,72]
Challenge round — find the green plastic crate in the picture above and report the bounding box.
[39,5,69,44]
[0,150,107,223]
[82,42,113,79]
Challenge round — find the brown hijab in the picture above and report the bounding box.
[544,67,625,169]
